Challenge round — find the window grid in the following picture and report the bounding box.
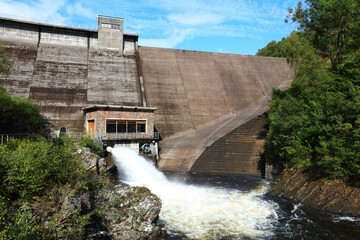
[106,120,146,134]
[101,23,121,29]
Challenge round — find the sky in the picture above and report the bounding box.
[0,0,300,55]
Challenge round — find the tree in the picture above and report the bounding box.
[256,38,287,57]
[286,0,360,81]
[265,1,360,186]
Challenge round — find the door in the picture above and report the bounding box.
[88,120,95,136]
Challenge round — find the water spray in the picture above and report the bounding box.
[110,146,278,239]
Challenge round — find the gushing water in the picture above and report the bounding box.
[108,146,278,239]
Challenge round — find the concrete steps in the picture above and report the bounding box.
[190,114,267,175]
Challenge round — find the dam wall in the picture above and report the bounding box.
[0,17,142,134]
[0,16,293,174]
[139,47,293,173]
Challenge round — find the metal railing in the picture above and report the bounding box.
[0,131,160,144]
[0,133,53,144]
[103,132,159,140]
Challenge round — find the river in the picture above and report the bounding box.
[109,147,360,240]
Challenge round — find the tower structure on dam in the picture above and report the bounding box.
[0,15,293,175]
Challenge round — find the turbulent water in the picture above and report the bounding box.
[109,147,360,240]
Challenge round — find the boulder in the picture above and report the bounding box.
[59,193,91,223]
[94,185,162,239]
[82,150,100,171]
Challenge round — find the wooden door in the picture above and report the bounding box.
[88,120,95,136]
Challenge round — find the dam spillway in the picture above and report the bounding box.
[139,47,292,173]
[0,16,293,175]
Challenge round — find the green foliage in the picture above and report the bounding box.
[0,137,88,201]
[286,0,360,80]
[0,205,44,240]
[256,38,287,57]
[0,137,98,239]
[45,211,91,239]
[0,203,92,240]
[79,135,102,155]
[267,75,360,183]
[266,0,360,186]
[0,85,46,134]
[0,44,12,78]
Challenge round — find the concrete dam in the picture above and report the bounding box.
[0,16,293,175]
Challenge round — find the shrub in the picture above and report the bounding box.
[0,205,43,240]
[0,85,46,134]
[78,135,102,156]
[0,137,89,201]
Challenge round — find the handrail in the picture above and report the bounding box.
[0,133,53,144]
[0,131,160,144]
[102,132,159,140]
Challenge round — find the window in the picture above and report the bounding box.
[118,122,126,133]
[106,120,116,133]
[106,120,146,134]
[137,122,146,133]
[60,127,66,136]
[101,23,121,29]
[128,122,136,133]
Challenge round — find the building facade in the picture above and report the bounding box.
[83,105,159,158]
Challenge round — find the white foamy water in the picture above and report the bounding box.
[109,146,278,239]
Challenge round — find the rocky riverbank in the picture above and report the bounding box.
[271,168,360,217]
[82,148,163,239]
[3,148,163,240]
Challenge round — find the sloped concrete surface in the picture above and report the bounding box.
[140,47,293,173]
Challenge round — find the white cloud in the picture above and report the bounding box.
[66,2,94,19]
[132,0,293,46]
[167,12,223,25]
[0,0,67,24]
[0,0,95,26]
[140,28,194,48]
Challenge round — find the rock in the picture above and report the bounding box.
[94,185,162,239]
[87,231,111,240]
[57,192,92,225]
[82,151,100,171]
[99,158,106,166]
[60,195,82,222]
[271,168,360,216]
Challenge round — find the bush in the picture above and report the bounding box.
[78,135,102,156]
[0,137,89,201]
[0,205,44,240]
[0,85,46,134]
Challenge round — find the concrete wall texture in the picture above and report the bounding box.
[139,47,293,173]
[0,17,141,135]
[0,17,293,175]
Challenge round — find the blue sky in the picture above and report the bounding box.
[0,0,300,55]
